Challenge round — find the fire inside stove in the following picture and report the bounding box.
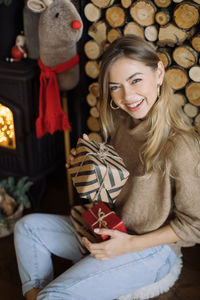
[0,103,16,149]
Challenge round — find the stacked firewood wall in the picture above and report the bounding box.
[83,0,200,141]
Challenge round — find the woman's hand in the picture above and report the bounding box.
[82,228,136,260]
[82,225,181,261]
[66,133,89,168]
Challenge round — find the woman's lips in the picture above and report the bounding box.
[125,99,144,111]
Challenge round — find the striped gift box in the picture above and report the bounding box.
[69,138,130,203]
[70,203,98,255]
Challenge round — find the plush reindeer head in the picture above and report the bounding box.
[27,0,83,44]
[27,0,83,90]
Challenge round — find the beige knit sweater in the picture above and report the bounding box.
[110,116,200,255]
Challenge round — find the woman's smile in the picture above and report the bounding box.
[125,99,144,111]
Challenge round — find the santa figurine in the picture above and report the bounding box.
[6,32,27,62]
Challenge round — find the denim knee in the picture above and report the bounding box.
[14,213,40,236]
[14,215,28,236]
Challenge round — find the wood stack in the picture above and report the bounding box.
[83,0,200,139]
[86,82,102,142]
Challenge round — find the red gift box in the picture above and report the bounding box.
[82,202,127,241]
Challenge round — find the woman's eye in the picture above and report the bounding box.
[131,78,142,84]
[109,86,119,91]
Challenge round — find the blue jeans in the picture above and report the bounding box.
[14,213,177,300]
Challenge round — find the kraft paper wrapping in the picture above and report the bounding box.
[70,203,98,255]
[69,138,130,203]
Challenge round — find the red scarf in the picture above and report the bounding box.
[36,54,79,138]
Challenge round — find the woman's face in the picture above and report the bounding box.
[108,57,164,120]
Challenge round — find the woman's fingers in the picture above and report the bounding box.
[83,133,89,141]
[69,148,76,163]
[65,148,77,168]
[82,237,115,261]
[69,154,75,161]
[65,135,89,169]
[70,148,77,155]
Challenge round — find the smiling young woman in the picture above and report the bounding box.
[99,35,199,174]
[14,35,200,300]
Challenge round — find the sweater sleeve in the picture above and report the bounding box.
[169,134,200,243]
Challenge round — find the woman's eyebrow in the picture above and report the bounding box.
[109,81,120,85]
[126,72,143,81]
[109,72,143,85]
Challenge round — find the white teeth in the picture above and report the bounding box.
[127,99,143,108]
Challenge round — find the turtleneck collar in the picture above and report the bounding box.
[127,117,150,142]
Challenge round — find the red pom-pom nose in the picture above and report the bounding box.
[72,20,82,30]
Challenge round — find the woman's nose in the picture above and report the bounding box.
[123,85,134,101]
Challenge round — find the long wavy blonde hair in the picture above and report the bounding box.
[99,35,200,174]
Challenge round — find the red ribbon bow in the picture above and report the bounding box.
[36,54,79,138]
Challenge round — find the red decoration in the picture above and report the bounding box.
[82,202,127,241]
[6,32,27,62]
[36,54,79,138]
[11,45,27,62]
[72,20,82,29]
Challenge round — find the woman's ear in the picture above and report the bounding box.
[156,61,165,86]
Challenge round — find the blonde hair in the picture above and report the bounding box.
[99,35,200,174]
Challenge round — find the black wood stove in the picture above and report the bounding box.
[0,59,66,207]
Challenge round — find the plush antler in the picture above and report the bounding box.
[27,0,53,12]
[43,0,53,6]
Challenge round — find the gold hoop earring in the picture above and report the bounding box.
[110,99,119,110]
[157,85,161,98]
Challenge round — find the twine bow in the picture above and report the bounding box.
[75,141,122,202]
[95,143,111,160]
[89,208,114,229]
[75,142,122,177]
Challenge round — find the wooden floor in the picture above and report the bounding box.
[0,168,200,300]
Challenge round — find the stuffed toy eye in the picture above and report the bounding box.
[55,12,59,18]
